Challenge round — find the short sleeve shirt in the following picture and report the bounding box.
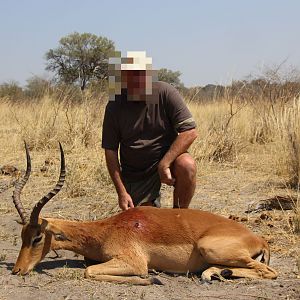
[102,81,196,180]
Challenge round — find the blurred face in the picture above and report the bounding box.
[121,70,146,97]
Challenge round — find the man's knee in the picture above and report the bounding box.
[172,154,197,179]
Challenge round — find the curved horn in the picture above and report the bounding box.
[12,141,31,224]
[30,142,66,225]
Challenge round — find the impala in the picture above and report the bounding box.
[11,143,278,285]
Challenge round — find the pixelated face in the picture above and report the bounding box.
[108,51,158,102]
[121,70,146,96]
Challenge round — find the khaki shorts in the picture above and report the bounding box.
[122,172,161,207]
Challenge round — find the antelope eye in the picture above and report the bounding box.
[32,235,43,246]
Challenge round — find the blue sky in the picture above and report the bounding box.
[0,0,299,87]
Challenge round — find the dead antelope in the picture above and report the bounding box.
[11,143,278,285]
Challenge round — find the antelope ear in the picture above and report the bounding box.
[41,219,49,231]
[45,223,71,242]
[53,232,71,242]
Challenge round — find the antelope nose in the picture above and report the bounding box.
[12,268,20,275]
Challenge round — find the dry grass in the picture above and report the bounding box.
[189,100,247,162]
[189,97,300,185]
[54,265,83,281]
[5,95,104,150]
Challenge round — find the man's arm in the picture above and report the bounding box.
[104,149,134,210]
[158,128,198,185]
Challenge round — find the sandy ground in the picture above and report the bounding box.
[0,152,299,300]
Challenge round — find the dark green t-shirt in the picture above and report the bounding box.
[102,81,196,180]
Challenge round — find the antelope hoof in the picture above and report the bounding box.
[151,277,163,285]
[220,269,233,279]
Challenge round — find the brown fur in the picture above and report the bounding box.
[13,207,278,285]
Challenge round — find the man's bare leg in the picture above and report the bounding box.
[171,153,197,208]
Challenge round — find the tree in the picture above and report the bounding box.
[158,68,184,89]
[45,32,115,91]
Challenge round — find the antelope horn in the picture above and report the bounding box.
[30,142,66,225]
[12,141,31,224]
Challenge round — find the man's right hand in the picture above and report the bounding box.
[118,192,135,211]
[158,164,176,186]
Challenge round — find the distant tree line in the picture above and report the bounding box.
[2,75,299,104]
[0,32,299,102]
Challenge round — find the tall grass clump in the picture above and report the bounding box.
[6,88,106,151]
[269,98,300,189]
[189,95,247,163]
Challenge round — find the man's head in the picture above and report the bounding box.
[109,51,157,101]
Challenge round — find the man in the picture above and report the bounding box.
[102,51,197,210]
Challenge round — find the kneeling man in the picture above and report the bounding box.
[102,51,197,210]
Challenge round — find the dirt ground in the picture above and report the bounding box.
[0,149,299,300]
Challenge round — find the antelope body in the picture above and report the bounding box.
[11,143,278,285]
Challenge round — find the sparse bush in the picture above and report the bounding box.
[0,81,24,101]
[24,76,52,99]
[158,68,184,89]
